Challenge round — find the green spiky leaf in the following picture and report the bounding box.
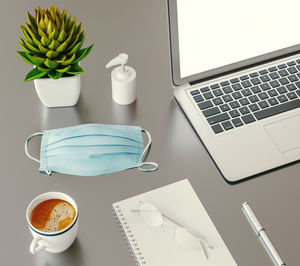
[48,39,60,50]
[19,43,33,54]
[44,58,59,68]
[67,42,82,55]
[73,44,93,64]
[55,55,66,63]
[23,39,40,53]
[56,40,68,53]
[66,63,84,75]
[48,70,63,79]
[61,53,76,65]
[37,65,51,72]
[46,50,59,59]
[17,51,44,66]
[41,36,51,46]
[27,11,37,31]
[33,55,46,64]
[38,44,49,53]
[56,65,71,73]
[57,29,67,42]
[24,67,47,81]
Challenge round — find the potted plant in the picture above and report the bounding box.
[17,5,93,107]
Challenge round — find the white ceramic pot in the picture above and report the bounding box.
[34,75,81,107]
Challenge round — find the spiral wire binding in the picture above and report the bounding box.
[112,205,146,265]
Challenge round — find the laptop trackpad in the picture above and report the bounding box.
[264,115,300,156]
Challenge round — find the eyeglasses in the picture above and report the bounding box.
[131,201,213,259]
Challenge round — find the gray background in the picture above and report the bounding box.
[1,0,299,265]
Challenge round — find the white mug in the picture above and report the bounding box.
[26,192,79,254]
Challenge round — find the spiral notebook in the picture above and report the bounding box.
[112,179,237,265]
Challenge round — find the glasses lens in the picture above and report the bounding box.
[139,202,164,227]
[174,227,202,251]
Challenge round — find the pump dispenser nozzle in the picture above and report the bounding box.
[106,53,136,105]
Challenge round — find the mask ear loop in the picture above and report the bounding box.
[138,129,158,172]
[25,132,51,176]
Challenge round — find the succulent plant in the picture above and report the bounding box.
[17,5,93,81]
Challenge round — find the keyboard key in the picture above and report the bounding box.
[232,83,242,91]
[232,91,243,99]
[254,99,300,120]
[239,98,250,106]
[269,72,280,80]
[260,83,271,91]
[287,61,296,66]
[296,90,300,97]
[258,100,269,109]
[279,77,289,85]
[211,124,223,134]
[221,121,234,130]
[211,84,220,89]
[213,89,223,97]
[287,66,297,74]
[261,75,271,82]
[220,104,230,112]
[191,90,200,96]
[241,89,252,96]
[278,64,287,69]
[250,72,259,78]
[249,103,259,112]
[232,118,243,127]
[241,80,252,88]
[222,95,233,102]
[296,81,300,88]
[223,86,233,94]
[193,95,204,102]
[268,89,278,97]
[249,95,259,103]
[241,114,256,124]
[296,59,300,64]
[239,106,250,115]
[288,75,298,82]
[278,69,289,77]
[251,78,261,85]
[203,107,220,117]
[230,78,239,84]
[277,86,287,94]
[207,113,230,125]
[251,86,261,93]
[287,92,297,100]
[198,100,213,110]
[203,91,214,99]
[259,69,268,75]
[200,86,210,93]
[270,80,280,88]
[277,95,288,103]
[212,97,223,105]
[287,84,297,91]
[240,75,249,80]
[258,92,269,100]
[268,98,279,106]
[229,110,240,118]
[229,101,240,109]
[220,81,230,86]
[268,66,277,72]
[296,65,300,71]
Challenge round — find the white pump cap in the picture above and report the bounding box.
[106,53,136,105]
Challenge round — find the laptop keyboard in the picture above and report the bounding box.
[190,59,300,134]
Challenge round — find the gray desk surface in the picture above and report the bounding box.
[1,0,299,265]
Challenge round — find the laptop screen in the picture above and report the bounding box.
[177,0,300,79]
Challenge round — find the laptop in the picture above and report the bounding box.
[167,0,300,183]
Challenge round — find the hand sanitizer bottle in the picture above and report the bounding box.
[106,53,136,105]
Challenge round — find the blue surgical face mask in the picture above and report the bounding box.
[25,124,158,176]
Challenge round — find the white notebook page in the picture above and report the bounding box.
[113,179,237,266]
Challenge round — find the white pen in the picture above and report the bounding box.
[242,202,286,266]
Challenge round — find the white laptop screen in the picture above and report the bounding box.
[177,0,300,79]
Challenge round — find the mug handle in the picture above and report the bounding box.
[30,236,46,254]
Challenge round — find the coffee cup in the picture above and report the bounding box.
[26,192,79,254]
